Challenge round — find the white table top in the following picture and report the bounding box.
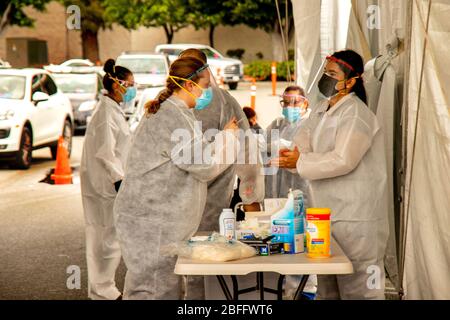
[174,237,354,276]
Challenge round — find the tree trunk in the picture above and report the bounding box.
[163,24,174,44]
[209,25,215,48]
[81,29,99,62]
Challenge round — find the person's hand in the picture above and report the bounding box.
[224,117,239,131]
[269,147,300,169]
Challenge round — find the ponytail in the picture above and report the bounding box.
[352,77,367,104]
[145,87,174,115]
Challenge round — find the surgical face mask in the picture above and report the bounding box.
[282,107,301,123]
[318,73,342,97]
[194,86,213,110]
[169,75,213,110]
[121,86,137,103]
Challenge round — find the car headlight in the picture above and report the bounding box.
[78,100,97,112]
[0,109,15,120]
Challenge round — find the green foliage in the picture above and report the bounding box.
[0,0,50,31]
[103,0,189,42]
[277,60,295,81]
[223,0,292,32]
[244,60,294,81]
[226,48,245,60]
[244,60,271,80]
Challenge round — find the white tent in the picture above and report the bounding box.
[292,0,450,299]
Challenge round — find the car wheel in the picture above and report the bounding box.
[51,119,72,160]
[11,127,32,170]
[228,82,238,90]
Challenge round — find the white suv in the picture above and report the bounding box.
[155,44,244,90]
[0,69,74,169]
[116,52,169,107]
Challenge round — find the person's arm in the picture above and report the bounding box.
[222,91,265,204]
[297,115,376,180]
[171,120,241,183]
[94,121,125,184]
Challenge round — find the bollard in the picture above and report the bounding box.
[250,79,256,109]
[217,68,225,89]
[271,61,277,96]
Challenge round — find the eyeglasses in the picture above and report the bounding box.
[118,79,135,88]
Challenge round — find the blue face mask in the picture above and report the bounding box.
[122,86,137,103]
[194,87,213,110]
[282,107,301,123]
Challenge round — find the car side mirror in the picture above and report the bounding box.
[32,91,50,104]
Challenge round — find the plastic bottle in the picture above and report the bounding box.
[306,208,331,259]
[219,208,236,241]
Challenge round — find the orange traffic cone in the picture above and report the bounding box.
[51,136,72,185]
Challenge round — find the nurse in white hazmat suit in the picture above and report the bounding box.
[80,59,135,300]
[178,49,264,233]
[270,50,389,300]
[113,57,240,300]
[177,49,264,300]
[265,85,310,202]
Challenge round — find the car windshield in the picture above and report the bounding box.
[116,57,167,74]
[0,75,26,99]
[53,74,97,94]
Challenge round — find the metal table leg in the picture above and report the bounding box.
[293,275,310,300]
[257,272,265,300]
[277,275,286,300]
[216,275,233,300]
[231,275,239,300]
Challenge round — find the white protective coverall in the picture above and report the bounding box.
[80,95,131,300]
[194,87,264,232]
[293,93,389,300]
[265,116,310,203]
[114,96,239,300]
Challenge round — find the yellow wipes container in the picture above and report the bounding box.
[306,208,331,259]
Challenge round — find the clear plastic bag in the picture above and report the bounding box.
[162,233,257,262]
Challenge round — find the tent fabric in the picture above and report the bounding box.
[403,0,450,300]
[292,0,321,89]
[364,56,400,288]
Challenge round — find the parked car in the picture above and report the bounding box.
[128,87,164,132]
[155,43,244,90]
[44,59,103,75]
[51,70,103,132]
[0,59,11,69]
[0,68,74,169]
[116,52,169,106]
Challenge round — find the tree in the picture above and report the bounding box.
[224,0,294,61]
[185,1,228,48]
[59,0,106,62]
[0,0,51,37]
[103,0,189,44]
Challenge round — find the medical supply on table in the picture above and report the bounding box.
[236,215,271,239]
[271,190,305,254]
[305,208,331,259]
[264,198,287,215]
[163,232,257,262]
[219,208,236,240]
[239,235,285,256]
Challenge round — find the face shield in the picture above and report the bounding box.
[279,93,309,122]
[309,55,359,100]
[169,63,224,111]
